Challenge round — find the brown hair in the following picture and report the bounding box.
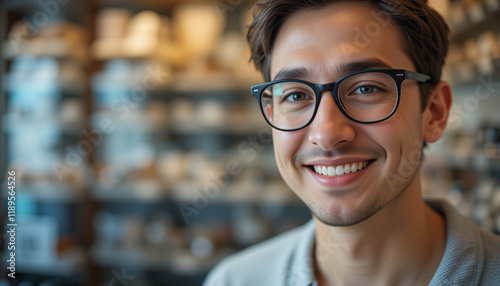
[247,0,450,110]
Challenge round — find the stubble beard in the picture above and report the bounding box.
[305,150,422,227]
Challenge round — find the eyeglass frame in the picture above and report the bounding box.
[250,69,431,132]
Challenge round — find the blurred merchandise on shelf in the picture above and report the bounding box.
[1,0,500,285]
[446,178,500,233]
[444,0,500,84]
[1,8,90,285]
[3,20,88,61]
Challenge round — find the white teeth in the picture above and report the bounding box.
[335,166,343,175]
[350,164,357,173]
[327,166,335,176]
[313,161,370,176]
[344,164,351,174]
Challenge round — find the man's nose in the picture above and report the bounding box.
[307,92,356,149]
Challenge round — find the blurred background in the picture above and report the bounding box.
[0,0,499,285]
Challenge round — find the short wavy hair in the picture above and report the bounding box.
[247,0,450,110]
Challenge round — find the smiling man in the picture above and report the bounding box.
[203,1,500,285]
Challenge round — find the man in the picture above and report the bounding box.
[204,0,500,285]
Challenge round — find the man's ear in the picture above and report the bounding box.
[422,81,452,143]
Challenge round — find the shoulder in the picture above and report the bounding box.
[426,198,500,285]
[478,228,500,284]
[203,221,314,286]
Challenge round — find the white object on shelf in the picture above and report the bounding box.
[197,100,227,127]
[17,216,58,260]
[122,11,162,58]
[173,3,225,62]
[95,8,132,40]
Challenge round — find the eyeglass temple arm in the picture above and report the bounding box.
[405,70,431,83]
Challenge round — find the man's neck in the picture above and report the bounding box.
[313,180,446,286]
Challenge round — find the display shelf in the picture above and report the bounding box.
[7,184,85,203]
[91,180,297,205]
[438,154,500,171]
[2,114,86,136]
[2,40,88,62]
[91,246,171,270]
[447,58,500,88]
[91,246,231,275]
[2,74,86,96]
[91,109,268,135]
[169,119,268,135]
[167,73,260,94]
[15,247,86,277]
[90,45,176,63]
[170,181,300,205]
[436,154,500,171]
[91,184,167,203]
[451,6,500,43]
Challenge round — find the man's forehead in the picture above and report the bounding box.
[270,2,407,81]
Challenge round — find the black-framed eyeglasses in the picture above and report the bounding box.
[250,69,431,132]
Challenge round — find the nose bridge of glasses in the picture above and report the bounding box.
[313,82,346,121]
[314,82,337,99]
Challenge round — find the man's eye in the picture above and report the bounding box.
[285,93,309,102]
[354,85,378,94]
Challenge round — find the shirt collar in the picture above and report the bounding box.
[286,219,317,286]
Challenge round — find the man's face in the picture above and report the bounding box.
[270,2,428,226]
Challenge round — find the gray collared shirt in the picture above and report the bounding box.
[203,199,500,286]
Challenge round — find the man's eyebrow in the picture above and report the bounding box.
[338,59,393,76]
[273,67,310,81]
[272,59,393,82]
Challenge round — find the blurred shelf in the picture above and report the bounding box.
[171,181,300,205]
[91,246,171,271]
[167,73,260,93]
[169,119,268,135]
[447,58,500,88]
[451,7,500,43]
[91,246,232,275]
[2,73,87,96]
[92,184,167,203]
[15,247,86,276]
[434,154,500,171]
[2,40,88,62]
[91,110,267,135]
[2,114,85,136]
[5,184,85,203]
[91,180,299,206]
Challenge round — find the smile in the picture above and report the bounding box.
[312,161,371,177]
